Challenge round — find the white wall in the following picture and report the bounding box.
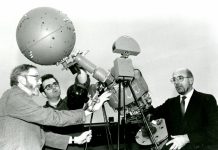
[1,0,218,123]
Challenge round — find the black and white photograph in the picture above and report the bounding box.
[0,0,218,150]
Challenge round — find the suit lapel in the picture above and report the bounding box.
[183,90,197,119]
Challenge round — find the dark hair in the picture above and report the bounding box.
[39,74,59,93]
[10,64,37,86]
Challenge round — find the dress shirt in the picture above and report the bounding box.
[180,88,194,112]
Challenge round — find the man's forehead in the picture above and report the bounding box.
[28,68,39,75]
[173,70,187,77]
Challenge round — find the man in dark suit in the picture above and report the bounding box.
[0,64,111,150]
[147,68,218,150]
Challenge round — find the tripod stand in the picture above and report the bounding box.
[85,91,114,150]
[116,77,160,150]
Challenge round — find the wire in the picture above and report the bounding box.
[84,112,94,150]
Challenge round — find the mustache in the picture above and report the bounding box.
[175,84,183,88]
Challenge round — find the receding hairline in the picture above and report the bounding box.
[172,68,193,78]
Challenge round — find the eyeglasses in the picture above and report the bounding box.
[21,74,41,81]
[170,76,190,83]
[44,82,59,91]
[142,92,151,100]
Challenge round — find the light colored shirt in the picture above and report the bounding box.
[180,89,194,112]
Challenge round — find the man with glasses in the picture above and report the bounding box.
[145,68,218,150]
[0,64,111,150]
[39,74,85,150]
[39,73,92,150]
[40,74,69,110]
[40,70,90,111]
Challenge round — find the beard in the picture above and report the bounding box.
[175,86,185,95]
[25,81,40,96]
[32,87,40,96]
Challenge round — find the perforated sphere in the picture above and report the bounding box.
[16,7,76,65]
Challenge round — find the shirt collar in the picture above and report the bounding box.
[48,98,61,108]
[180,88,194,101]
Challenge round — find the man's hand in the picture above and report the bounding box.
[92,91,111,111]
[166,134,190,150]
[73,130,92,144]
[85,91,111,116]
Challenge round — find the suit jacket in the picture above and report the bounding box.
[0,86,86,150]
[150,90,218,149]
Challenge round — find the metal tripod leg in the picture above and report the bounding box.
[117,79,128,150]
[84,113,94,150]
[127,81,159,150]
[102,104,114,150]
[117,81,121,150]
[85,104,114,150]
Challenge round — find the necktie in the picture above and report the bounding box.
[181,96,186,116]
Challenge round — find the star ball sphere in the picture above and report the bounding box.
[16,7,76,65]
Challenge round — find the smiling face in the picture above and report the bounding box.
[42,78,61,101]
[171,68,194,95]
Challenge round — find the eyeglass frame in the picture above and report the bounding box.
[170,76,191,83]
[43,82,59,91]
[20,74,41,81]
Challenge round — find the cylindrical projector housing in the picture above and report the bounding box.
[93,67,109,83]
[74,54,109,83]
[74,54,97,73]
